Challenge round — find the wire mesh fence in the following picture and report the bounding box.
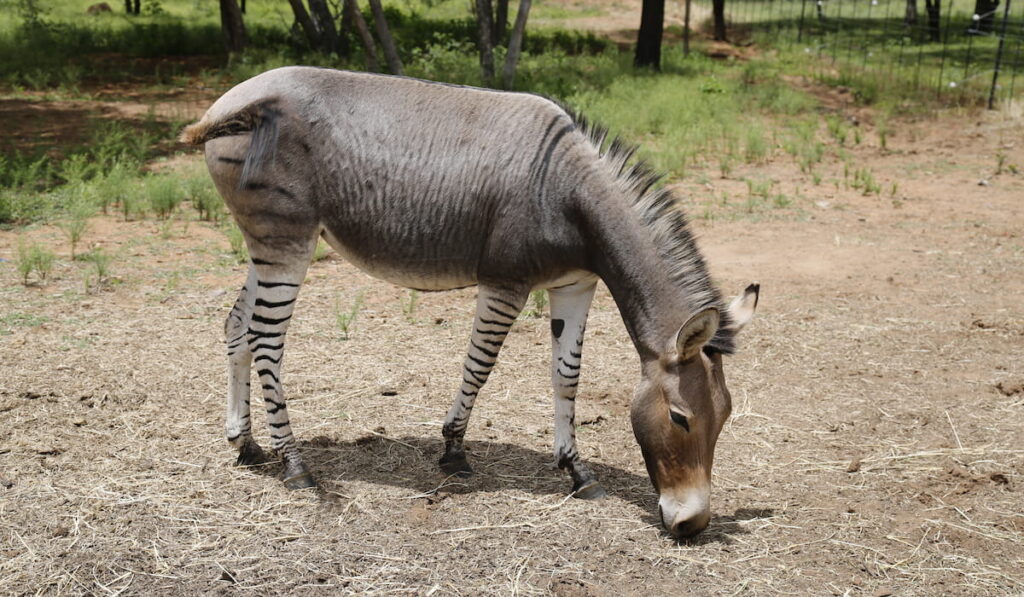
[715,0,1024,106]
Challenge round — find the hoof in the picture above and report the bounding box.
[235,440,271,467]
[282,470,317,490]
[571,479,607,500]
[280,460,316,490]
[439,452,474,478]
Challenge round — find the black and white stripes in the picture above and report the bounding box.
[439,287,526,476]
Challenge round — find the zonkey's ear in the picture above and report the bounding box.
[726,282,760,333]
[675,308,719,361]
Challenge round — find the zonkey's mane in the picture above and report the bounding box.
[570,112,736,354]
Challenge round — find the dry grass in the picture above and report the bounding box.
[2,110,1023,595]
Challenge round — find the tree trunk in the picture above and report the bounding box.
[125,0,132,13]
[287,0,322,51]
[308,0,341,55]
[502,0,532,88]
[367,0,404,75]
[635,0,664,69]
[240,0,246,13]
[476,0,496,83]
[494,0,509,45]
[345,0,381,71]
[133,0,140,14]
[905,0,918,24]
[712,0,727,41]
[219,0,247,53]
[924,0,941,41]
[971,0,999,33]
[683,0,691,56]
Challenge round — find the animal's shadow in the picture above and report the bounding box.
[257,433,773,543]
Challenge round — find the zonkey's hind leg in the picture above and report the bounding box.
[225,267,271,466]
[548,281,605,499]
[238,228,317,489]
[440,286,528,477]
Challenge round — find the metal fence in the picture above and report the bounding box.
[718,0,1024,106]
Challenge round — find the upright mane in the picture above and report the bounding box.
[570,112,736,354]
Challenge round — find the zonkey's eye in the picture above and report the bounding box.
[670,410,690,431]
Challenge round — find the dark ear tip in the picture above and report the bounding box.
[745,282,761,306]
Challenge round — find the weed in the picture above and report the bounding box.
[826,115,848,146]
[313,239,331,262]
[772,194,792,208]
[147,175,182,219]
[158,215,176,240]
[996,150,1007,175]
[186,175,223,221]
[402,289,420,319]
[851,168,882,195]
[120,182,146,221]
[525,289,548,318]
[58,199,94,259]
[224,222,249,264]
[86,247,111,281]
[744,124,770,163]
[877,117,890,150]
[334,290,366,340]
[96,161,134,215]
[16,239,56,285]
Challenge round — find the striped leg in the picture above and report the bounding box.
[246,254,316,489]
[549,281,605,499]
[440,286,528,476]
[225,267,269,466]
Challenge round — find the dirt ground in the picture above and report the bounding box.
[2,79,1024,595]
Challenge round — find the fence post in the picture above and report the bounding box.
[989,0,1014,108]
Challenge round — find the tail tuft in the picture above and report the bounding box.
[179,121,212,146]
[178,100,281,187]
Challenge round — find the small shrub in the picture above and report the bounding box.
[185,175,223,221]
[403,289,420,319]
[58,199,94,259]
[335,290,365,340]
[224,222,249,264]
[525,289,548,318]
[16,239,56,285]
[147,175,182,219]
[313,239,331,262]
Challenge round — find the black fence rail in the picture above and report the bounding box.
[717,0,1024,106]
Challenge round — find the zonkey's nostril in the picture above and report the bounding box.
[672,517,707,539]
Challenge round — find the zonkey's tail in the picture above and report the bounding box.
[179,100,282,186]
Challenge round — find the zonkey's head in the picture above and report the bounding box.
[631,284,759,540]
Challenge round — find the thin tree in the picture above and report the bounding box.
[476,0,496,83]
[635,0,664,68]
[970,0,998,33]
[923,0,941,41]
[287,0,323,50]
[308,0,342,54]
[502,0,532,88]
[219,0,247,53]
[494,0,510,45]
[124,0,140,14]
[712,0,727,41]
[367,0,404,75]
[345,0,381,72]
[683,0,692,56]
[905,0,919,24]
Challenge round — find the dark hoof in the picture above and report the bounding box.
[439,453,474,478]
[571,479,607,500]
[282,470,317,490]
[235,440,271,467]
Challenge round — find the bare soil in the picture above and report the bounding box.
[1,84,1023,595]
